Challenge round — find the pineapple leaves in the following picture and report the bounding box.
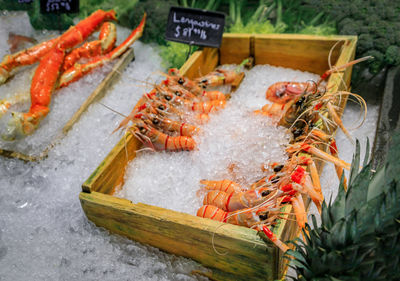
[288,130,400,280]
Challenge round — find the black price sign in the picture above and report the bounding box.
[165,7,225,48]
[40,0,79,14]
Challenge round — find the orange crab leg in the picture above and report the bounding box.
[62,22,117,71]
[3,10,117,139]
[0,9,116,86]
[58,13,146,88]
[6,46,65,137]
[0,38,59,84]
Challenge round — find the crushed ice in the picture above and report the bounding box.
[0,12,207,281]
[0,11,379,281]
[120,65,320,215]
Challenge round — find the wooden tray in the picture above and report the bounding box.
[0,48,135,162]
[80,34,357,281]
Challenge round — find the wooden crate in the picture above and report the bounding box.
[0,48,135,162]
[80,34,357,281]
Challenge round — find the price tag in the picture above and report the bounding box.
[165,6,225,48]
[40,0,79,14]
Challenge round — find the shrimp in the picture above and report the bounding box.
[201,90,226,101]
[203,188,279,212]
[196,69,241,88]
[129,120,196,151]
[191,100,226,114]
[265,56,373,104]
[163,68,204,96]
[266,81,317,104]
[137,112,200,137]
[197,204,279,229]
[200,179,243,194]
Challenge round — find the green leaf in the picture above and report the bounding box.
[345,164,371,216]
[348,140,361,186]
[367,166,386,201]
[363,138,370,167]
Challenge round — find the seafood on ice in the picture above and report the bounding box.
[0,10,146,140]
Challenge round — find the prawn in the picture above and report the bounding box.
[265,56,373,104]
[203,188,279,212]
[129,120,196,151]
[195,68,241,88]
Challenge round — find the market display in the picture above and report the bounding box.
[114,67,242,151]
[1,2,393,280]
[198,59,370,250]
[0,9,145,140]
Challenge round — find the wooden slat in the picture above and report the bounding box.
[254,34,355,75]
[80,34,358,280]
[63,48,135,134]
[220,34,252,65]
[82,133,141,194]
[0,48,135,162]
[180,47,219,80]
[80,191,275,281]
[271,36,357,278]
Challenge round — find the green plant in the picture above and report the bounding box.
[225,0,336,36]
[286,132,400,280]
[159,41,197,69]
[306,0,400,75]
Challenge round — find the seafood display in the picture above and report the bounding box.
[0,10,146,141]
[197,60,369,252]
[114,67,242,151]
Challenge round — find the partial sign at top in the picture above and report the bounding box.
[40,0,79,14]
[165,7,225,48]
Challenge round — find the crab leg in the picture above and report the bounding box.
[0,93,30,119]
[0,38,59,85]
[3,10,117,139]
[58,13,146,88]
[62,22,117,71]
[0,10,117,86]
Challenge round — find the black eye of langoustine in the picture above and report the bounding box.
[175,91,181,96]
[165,95,171,101]
[261,190,271,197]
[296,96,305,106]
[259,213,269,220]
[152,119,159,125]
[273,165,284,172]
[293,128,303,138]
[178,78,184,84]
[139,127,147,134]
[158,105,165,110]
[270,176,280,183]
